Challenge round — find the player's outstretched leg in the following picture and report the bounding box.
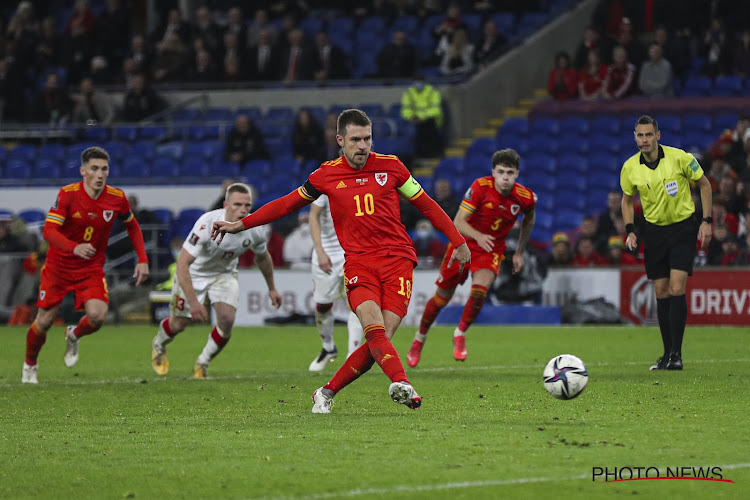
[194,326,231,378]
[310,303,337,371]
[64,325,80,368]
[311,342,376,414]
[389,382,422,410]
[151,318,177,376]
[408,293,449,367]
[64,315,102,368]
[23,321,46,383]
[453,285,488,362]
[311,387,335,414]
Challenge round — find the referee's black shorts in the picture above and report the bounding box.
[642,215,699,280]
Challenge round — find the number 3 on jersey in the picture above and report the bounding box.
[353,193,375,216]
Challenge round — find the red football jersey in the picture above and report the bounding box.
[304,152,417,263]
[44,182,133,275]
[459,177,536,256]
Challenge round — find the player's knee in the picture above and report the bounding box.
[316,303,333,313]
[217,321,234,336]
[87,312,107,328]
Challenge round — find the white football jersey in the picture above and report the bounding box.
[311,194,344,262]
[182,209,267,279]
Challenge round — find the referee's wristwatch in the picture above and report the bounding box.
[701,216,713,224]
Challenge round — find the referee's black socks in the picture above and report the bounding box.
[669,294,687,357]
[656,297,672,357]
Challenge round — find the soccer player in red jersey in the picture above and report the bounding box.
[212,109,471,412]
[22,147,149,384]
[407,149,536,366]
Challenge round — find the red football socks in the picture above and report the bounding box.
[419,293,449,335]
[25,321,46,366]
[73,315,98,338]
[363,324,408,383]
[324,342,375,393]
[457,285,488,332]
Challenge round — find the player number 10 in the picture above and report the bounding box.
[353,193,375,216]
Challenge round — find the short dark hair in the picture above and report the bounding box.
[81,146,109,164]
[337,109,371,137]
[491,148,520,170]
[224,182,251,201]
[636,115,659,131]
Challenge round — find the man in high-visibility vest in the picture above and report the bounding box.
[400,75,444,158]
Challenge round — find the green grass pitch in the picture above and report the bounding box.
[1,324,748,499]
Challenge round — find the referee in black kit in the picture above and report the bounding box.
[620,116,713,371]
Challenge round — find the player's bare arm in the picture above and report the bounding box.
[213,190,314,242]
[447,242,472,275]
[697,175,713,248]
[513,208,536,275]
[133,262,149,286]
[621,192,637,250]
[176,249,208,322]
[255,250,283,309]
[309,203,332,273]
[454,209,494,252]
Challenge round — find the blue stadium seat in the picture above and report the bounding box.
[434,157,465,177]
[524,152,556,174]
[186,141,222,161]
[414,176,433,195]
[34,160,61,179]
[62,159,81,178]
[236,107,262,121]
[467,137,498,157]
[37,144,66,160]
[586,189,611,211]
[590,116,620,135]
[682,76,712,96]
[588,133,621,155]
[371,120,395,138]
[555,191,587,210]
[299,17,324,38]
[18,209,46,224]
[534,211,554,230]
[500,118,528,136]
[713,112,738,132]
[713,75,743,96]
[588,171,620,192]
[300,159,320,175]
[176,208,205,235]
[556,174,587,193]
[391,15,419,34]
[156,142,184,160]
[151,208,174,225]
[557,135,589,155]
[682,113,713,133]
[203,107,234,122]
[553,209,584,231]
[114,126,138,142]
[265,106,295,122]
[328,104,355,116]
[529,117,559,136]
[526,136,558,155]
[588,152,621,174]
[81,126,110,142]
[179,157,209,178]
[122,157,151,178]
[463,151,487,172]
[8,144,36,163]
[243,159,272,177]
[188,125,221,141]
[359,16,386,34]
[272,154,301,174]
[5,160,30,179]
[257,122,289,138]
[211,161,240,177]
[491,12,515,33]
[102,142,129,160]
[173,108,201,122]
[655,115,681,134]
[265,137,292,156]
[139,126,167,141]
[328,16,355,36]
[559,117,589,135]
[359,103,385,118]
[557,155,588,174]
[304,106,327,125]
[682,131,715,150]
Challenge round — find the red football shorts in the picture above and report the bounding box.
[344,255,415,318]
[37,265,110,310]
[435,242,504,290]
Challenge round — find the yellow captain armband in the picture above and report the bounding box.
[397,175,423,200]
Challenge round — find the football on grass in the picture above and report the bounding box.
[543,354,588,400]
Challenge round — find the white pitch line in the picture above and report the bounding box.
[4,358,750,388]
[260,463,750,500]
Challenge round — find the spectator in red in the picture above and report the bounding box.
[578,49,607,99]
[719,234,741,266]
[712,196,739,235]
[571,215,597,249]
[606,235,639,265]
[602,45,636,99]
[570,236,607,267]
[547,51,578,100]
